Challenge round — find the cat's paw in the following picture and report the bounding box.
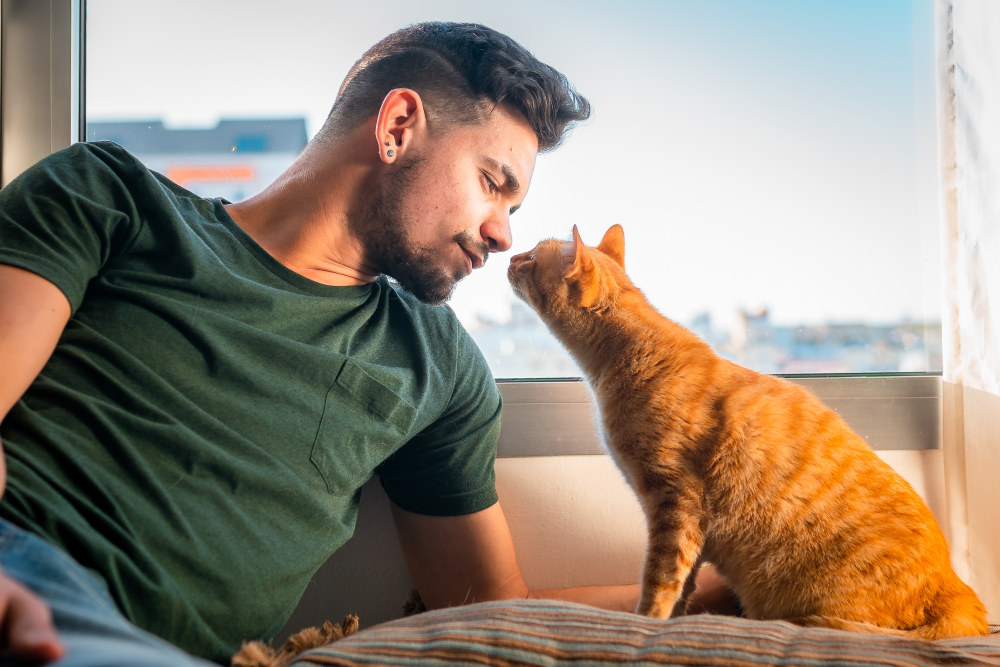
[636,593,677,619]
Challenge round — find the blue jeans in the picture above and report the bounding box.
[0,519,217,667]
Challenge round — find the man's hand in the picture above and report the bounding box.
[0,570,63,663]
[0,266,70,662]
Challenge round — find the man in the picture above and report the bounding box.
[0,21,731,667]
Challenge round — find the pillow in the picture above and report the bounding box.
[290,599,1000,666]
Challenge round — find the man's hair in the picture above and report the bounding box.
[320,22,590,152]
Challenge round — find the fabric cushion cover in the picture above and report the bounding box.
[291,599,1000,666]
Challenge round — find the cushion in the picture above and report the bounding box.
[290,599,1000,666]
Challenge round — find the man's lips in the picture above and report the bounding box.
[461,245,486,271]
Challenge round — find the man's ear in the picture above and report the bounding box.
[375,89,425,164]
[597,224,625,268]
[565,225,601,308]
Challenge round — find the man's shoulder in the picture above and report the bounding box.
[6,141,167,201]
[50,140,145,173]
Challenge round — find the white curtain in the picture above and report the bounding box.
[937,0,1000,621]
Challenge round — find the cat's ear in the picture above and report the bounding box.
[565,225,601,308]
[565,225,594,279]
[597,224,625,268]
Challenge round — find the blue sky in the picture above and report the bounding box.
[87,0,940,331]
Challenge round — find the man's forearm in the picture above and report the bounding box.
[526,565,740,616]
[527,584,640,613]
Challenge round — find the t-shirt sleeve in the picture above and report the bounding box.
[0,142,144,312]
[376,322,501,517]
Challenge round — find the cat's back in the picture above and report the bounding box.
[703,365,986,636]
[709,364,941,538]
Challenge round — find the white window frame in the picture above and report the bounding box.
[0,0,943,455]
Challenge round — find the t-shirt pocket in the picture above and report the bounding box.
[310,359,417,495]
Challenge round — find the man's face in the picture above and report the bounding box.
[360,104,538,304]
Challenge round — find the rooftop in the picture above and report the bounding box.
[87,118,308,154]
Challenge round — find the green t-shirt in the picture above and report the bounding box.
[0,142,501,664]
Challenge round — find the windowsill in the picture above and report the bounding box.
[495,374,943,456]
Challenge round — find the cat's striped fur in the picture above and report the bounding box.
[507,224,987,639]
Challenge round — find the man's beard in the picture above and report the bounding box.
[356,160,488,305]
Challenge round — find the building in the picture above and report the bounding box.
[87,118,308,202]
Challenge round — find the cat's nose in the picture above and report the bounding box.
[507,252,530,283]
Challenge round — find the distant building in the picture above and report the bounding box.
[470,301,942,378]
[721,308,942,374]
[87,118,308,202]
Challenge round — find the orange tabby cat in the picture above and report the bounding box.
[507,224,987,639]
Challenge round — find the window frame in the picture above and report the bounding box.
[496,374,942,456]
[0,1,943,455]
[0,0,84,188]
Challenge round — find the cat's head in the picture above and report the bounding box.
[507,224,629,323]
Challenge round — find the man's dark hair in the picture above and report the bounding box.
[320,22,590,152]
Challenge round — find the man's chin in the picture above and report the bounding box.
[387,271,460,306]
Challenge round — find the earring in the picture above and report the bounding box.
[385,141,390,146]
[387,150,395,157]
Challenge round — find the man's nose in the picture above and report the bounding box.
[481,209,512,253]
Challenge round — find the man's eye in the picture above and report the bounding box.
[484,173,499,193]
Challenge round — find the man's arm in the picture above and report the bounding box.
[0,264,70,493]
[391,501,735,614]
[0,264,70,662]
[390,501,530,608]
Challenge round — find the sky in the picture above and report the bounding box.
[86,0,941,331]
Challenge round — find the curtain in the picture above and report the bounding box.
[937,0,1000,622]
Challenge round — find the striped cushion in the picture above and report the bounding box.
[291,599,1000,666]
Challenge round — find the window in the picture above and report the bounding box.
[83,0,941,380]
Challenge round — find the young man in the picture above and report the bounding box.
[0,21,732,667]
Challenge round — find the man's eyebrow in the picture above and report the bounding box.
[483,156,521,195]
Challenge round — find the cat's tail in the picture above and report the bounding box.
[787,588,989,640]
[907,584,989,640]
[785,615,908,637]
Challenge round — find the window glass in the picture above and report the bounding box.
[86,0,941,378]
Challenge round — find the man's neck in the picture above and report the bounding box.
[224,128,381,287]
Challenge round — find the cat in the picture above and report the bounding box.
[507,224,988,639]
